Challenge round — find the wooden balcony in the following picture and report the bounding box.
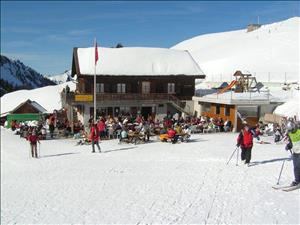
[62,92,189,103]
[61,91,192,114]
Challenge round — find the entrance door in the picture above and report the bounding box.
[141,107,152,120]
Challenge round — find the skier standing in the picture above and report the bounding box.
[90,123,101,153]
[28,129,40,158]
[236,124,254,165]
[285,121,300,187]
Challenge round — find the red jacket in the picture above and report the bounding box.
[97,120,106,132]
[237,130,253,148]
[167,129,176,138]
[28,135,39,144]
[90,127,99,141]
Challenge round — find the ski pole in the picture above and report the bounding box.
[226,147,239,165]
[236,147,239,166]
[277,159,286,185]
[38,143,41,158]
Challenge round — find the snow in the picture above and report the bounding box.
[1,127,299,224]
[0,82,76,115]
[172,17,300,82]
[274,91,300,118]
[197,88,300,103]
[46,70,71,84]
[199,90,271,101]
[1,61,23,86]
[76,47,205,76]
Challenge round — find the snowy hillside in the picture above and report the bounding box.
[0,55,55,96]
[46,70,72,84]
[1,128,299,224]
[0,82,75,115]
[172,17,300,83]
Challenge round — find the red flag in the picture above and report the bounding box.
[95,39,99,65]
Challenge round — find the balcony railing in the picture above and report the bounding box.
[62,92,188,104]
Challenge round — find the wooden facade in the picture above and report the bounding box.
[200,102,260,131]
[201,103,236,125]
[76,75,197,100]
[11,100,47,114]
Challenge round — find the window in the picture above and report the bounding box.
[96,83,104,93]
[168,83,175,94]
[142,82,151,94]
[117,83,126,93]
[225,106,231,116]
[201,103,211,112]
[216,104,220,114]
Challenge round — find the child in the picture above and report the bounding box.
[28,130,40,158]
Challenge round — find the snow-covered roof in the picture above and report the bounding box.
[273,92,300,118]
[0,82,76,116]
[73,47,205,77]
[193,91,272,105]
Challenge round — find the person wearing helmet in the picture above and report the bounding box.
[285,121,300,187]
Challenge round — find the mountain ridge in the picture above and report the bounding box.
[0,55,56,96]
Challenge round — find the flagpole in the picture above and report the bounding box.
[94,38,97,122]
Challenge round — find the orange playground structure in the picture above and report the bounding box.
[217,70,258,94]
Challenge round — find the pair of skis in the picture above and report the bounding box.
[272,184,300,192]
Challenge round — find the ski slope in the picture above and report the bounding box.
[172,17,300,83]
[1,127,299,224]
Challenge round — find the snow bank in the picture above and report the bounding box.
[77,47,204,76]
[172,17,300,82]
[0,82,76,115]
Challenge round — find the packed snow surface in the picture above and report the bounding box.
[76,47,205,76]
[0,82,75,115]
[172,17,300,82]
[1,127,299,224]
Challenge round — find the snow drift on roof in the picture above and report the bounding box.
[76,47,205,76]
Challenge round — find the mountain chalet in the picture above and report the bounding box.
[62,47,205,126]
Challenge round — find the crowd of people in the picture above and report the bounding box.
[5,112,300,188]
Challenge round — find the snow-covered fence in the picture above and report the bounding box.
[213,89,271,101]
[206,72,299,83]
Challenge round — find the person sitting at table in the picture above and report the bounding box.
[167,127,178,144]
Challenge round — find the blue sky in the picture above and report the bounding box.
[1,1,299,75]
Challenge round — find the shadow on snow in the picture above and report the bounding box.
[249,157,292,167]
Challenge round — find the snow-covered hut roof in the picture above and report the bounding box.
[0,82,76,116]
[72,47,205,77]
[273,92,300,118]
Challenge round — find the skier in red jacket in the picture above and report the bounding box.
[237,124,254,165]
[90,123,101,153]
[28,129,40,158]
